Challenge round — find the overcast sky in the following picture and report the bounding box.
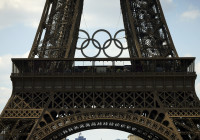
[0,0,200,139]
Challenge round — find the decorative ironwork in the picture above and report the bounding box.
[32,111,178,140]
[121,0,178,58]
[28,0,83,59]
[77,29,128,58]
[0,0,200,140]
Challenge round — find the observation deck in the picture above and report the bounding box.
[11,58,196,91]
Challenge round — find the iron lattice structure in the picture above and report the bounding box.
[0,0,200,140]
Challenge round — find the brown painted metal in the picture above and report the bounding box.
[28,0,179,59]
[28,0,83,59]
[1,58,199,140]
[121,0,178,58]
[0,0,200,140]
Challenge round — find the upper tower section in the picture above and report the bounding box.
[28,0,178,59]
[29,0,83,58]
[121,0,178,58]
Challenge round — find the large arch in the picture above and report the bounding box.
[31,111,178,140]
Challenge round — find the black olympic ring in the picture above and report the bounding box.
[103,39,123,58]
[77,29,128,58]
[77,30,90,50]
[81,39,101,58]
[92,29,112,49]
[114,29,128,49]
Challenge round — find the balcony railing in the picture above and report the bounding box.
[11,58,195,76]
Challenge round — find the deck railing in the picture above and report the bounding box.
[11,58,195,76]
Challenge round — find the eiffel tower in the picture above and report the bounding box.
[0,0,200,140]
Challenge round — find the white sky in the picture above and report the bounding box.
[0,0,200,139]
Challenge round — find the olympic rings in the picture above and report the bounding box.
[114,29,128,49]
[77,30,90,50]
[76,29,128,58]
[81,39,101,58]
[92,29,112,49]
[103,39,124,58]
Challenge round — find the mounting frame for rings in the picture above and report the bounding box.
[77,29,128,58]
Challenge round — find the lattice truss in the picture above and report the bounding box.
[121,0,178,58]
[1,90,200,139]
[29,0,179,59]
[1,0,200,140]
[0,91,178,140]
[3,91,200,111]
[50,91,157,109]
[6,92,50,109]
[159,91,200,108]
[173,118,200,140]
[29,0,83,58]
[2,91,159,111]
[0,119,35,140]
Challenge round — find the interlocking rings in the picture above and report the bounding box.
[77,29,128,58]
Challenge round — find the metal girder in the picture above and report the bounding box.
[1,0,200,140]
[29,0,179,59]
[1,58,200,140]
[121,0,179,58]
[29,0,83,59]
